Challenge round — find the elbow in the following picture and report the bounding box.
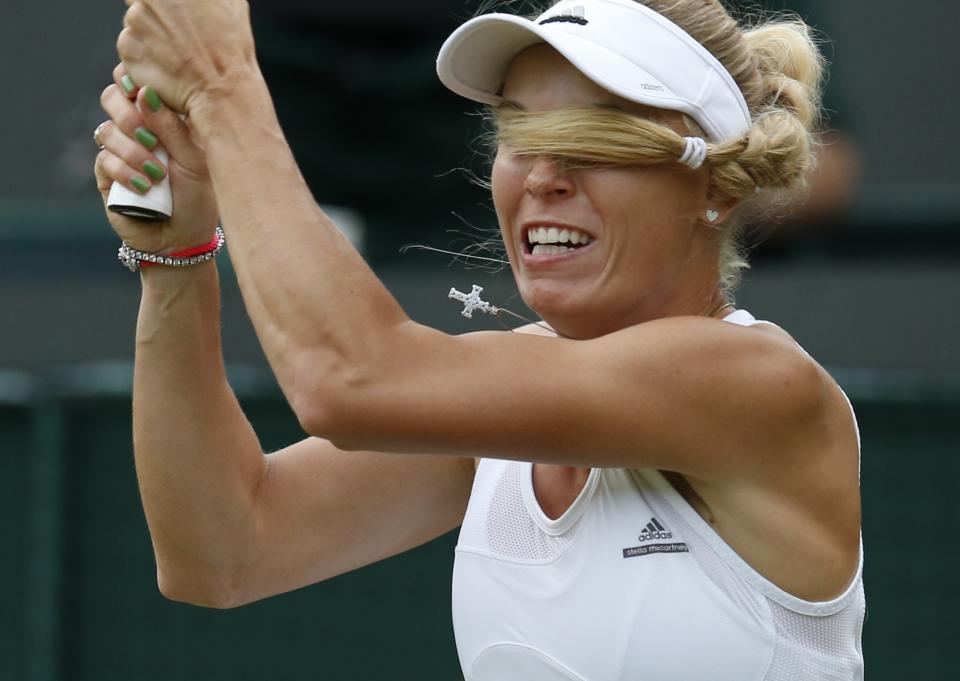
[289,321,425,446]
[156,565,245,610]
[293,398,366,451]
[292,389,331,439]
[289,367,375,450]
[287,352,350,439]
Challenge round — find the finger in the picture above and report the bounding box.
[116,26,146,66]
[100,82,160,152]
[94,148,153,197]
[113,63,138,99]
[122,2,167,47]
[96,119,168,185]
[136,87,208,171]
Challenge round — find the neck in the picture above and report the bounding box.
[547,286,733,339]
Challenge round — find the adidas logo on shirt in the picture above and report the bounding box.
[622,517,689,559]
[638,517,672,542]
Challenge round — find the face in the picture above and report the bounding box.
[492,44,723,339]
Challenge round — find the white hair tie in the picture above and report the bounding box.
[678,136,708,170]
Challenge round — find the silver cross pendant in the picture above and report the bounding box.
[448,285,500,319]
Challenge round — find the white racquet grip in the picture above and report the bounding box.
[107,148,173,221]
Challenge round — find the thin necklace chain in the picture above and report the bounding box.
[708,301,735,318]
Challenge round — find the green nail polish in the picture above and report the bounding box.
[121,74,136,95]
[135,127,158,150]
[130,175,151,194]
[142,160,165,181]
[144,87,162,113]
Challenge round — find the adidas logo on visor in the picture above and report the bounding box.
[540,6,587,26]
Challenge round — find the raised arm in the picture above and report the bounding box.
[95,70,474,608]
[135,261,473,608]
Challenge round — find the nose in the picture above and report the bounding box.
[524,156,575,200]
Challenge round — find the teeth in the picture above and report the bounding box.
[526,226,594,246]
[532,244,573,255]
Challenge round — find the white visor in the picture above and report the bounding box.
[436,0,751,142]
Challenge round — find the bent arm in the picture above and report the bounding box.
[134,262,267,605]
[133,262,476,609]
[185,75,829,478]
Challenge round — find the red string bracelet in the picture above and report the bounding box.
[139,230,222,268]
[117,226,226,272]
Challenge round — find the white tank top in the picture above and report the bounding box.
[451,311,865,680]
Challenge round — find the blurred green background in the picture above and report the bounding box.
[2,0,958,679]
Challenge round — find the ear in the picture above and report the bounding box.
[702,180,739,227]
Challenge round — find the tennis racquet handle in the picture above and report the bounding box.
[107,148,173,221]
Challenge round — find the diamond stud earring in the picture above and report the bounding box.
[705,209,720,223]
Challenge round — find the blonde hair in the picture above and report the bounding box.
[493,0,826,294]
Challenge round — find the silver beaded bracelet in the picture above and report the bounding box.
[117,226,226,272]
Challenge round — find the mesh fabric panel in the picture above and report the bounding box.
[764,590,866,680]
[485,462,581,560]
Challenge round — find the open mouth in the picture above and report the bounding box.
[523,225,596,256]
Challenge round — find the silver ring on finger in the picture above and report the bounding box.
[94,122,109,150]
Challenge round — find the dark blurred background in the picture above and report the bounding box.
[2,1,958,680]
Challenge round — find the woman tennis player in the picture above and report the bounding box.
[93,0,864,678]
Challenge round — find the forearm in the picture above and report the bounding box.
[189,74,410,423]
[134,261,266,599]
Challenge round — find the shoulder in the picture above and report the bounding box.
[611,313,822,396]
[524,312,832,469]
[603,313,838,477]
[512,311,826,425]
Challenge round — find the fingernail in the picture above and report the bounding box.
[130,175,151,194]
[135,127,158,150]
[144,86,162,113]
[121,74,136,95]
[142,160,165,181]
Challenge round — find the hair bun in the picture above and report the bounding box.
[743,20,825,132]
[709,17,826,200]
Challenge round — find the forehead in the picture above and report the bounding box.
[501,43,688,131]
